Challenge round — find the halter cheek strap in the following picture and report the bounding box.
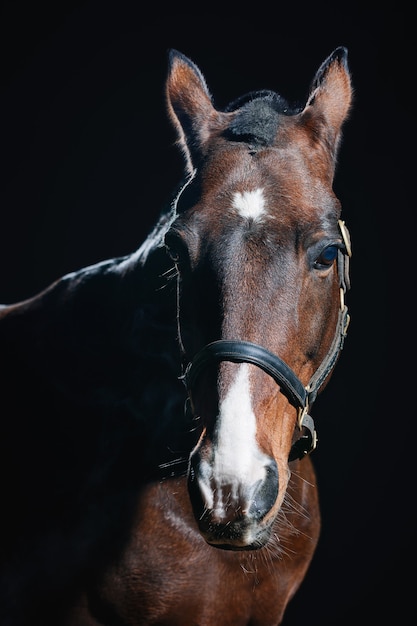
[181,220,351,462]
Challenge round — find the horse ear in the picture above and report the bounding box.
[302,47,352,160]
[166,49,220,174]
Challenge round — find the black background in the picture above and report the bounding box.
[0,3,413,625]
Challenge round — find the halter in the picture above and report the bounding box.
[180,219,351,462]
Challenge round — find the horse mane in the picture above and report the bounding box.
[224,89,302,147]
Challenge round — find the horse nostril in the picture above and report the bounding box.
[249,459,279,521]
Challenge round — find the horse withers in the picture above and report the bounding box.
[0,48,352,625]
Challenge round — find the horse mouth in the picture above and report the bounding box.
[205,537,270,551]
[198,518,273,551]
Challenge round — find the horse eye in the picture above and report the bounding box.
[166,244,180,263]
[164,236,178,263]
[314,245,339,269]
[164,231,187,265]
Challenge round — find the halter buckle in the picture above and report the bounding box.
[289,407,317,462]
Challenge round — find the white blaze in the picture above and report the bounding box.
[212,364,267,502]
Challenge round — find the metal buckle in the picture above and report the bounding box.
[297,406,318,452]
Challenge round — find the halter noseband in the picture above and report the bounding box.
[181,220,351,462]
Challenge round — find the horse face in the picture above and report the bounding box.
[164,49,352,549]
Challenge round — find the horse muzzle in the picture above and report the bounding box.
[187,449,279,550]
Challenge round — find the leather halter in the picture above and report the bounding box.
[180,220,351,462]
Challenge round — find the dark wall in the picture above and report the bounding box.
[1,3,412,625]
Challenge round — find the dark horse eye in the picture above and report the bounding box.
[165,243,180,264]
[164,232,181,262]
[164,230,189,267]
[314,245,339,269]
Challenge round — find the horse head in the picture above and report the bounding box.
[164,49,352,550]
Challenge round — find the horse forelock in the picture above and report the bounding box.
[224,90,301,147]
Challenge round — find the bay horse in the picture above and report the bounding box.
[0,47,352,625]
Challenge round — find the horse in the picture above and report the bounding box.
[0,47,352,626]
